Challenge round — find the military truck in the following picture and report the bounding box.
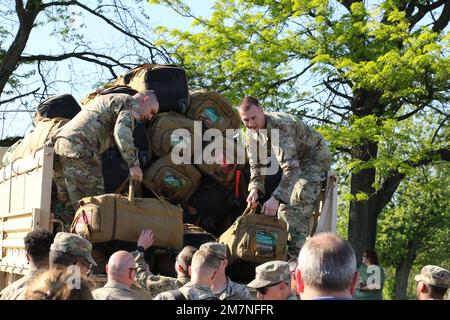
[0,145,338,293]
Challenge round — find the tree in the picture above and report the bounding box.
[148,0,450,258]
[0,0,172,137]
[377,162,450,299]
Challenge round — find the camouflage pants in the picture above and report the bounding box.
[58,155,104,212]
[278,174,324,260]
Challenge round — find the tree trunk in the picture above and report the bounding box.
[0,2,41,97]
[348,141,378,260]
[394,242,417,300]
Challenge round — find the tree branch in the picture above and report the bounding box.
[0,88,39,105]
[373,147,450,215]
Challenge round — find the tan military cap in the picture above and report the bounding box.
[414,265,450,288]
[50,232,97,266]
[199,242,227,260]
[247,260,291,289]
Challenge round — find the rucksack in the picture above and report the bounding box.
[143,155,202,203]
[36,94,81,120]
[187,90,241,132]
[115,64,190,114]
[187,177,244,236]
[148,112,196,158]
[218,205,288,264]
[194,136,246,189]
[80,85,138,106]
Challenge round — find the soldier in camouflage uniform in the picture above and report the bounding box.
[49,232,97,277]
[239,96,331,259]
[247,260,298,300]
[199,242,253,300]
[154,248,221,300]
[415,265,450,300]
[0,230,54,300]
[51,90,159,213]
[132,230,197,299]
[93,251,143,300]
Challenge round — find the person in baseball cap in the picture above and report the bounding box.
[247,260,297,300]
[49,232,97,277]
[415,265,449,300]
[199,242,253,300]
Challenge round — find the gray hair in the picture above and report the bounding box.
[297,232,356,292]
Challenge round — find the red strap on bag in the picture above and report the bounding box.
[235,169,241,198]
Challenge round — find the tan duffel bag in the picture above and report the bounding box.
[187,90,241,132]
[149,112,196,158]
[2,117,69,166]
[70,181,184,249]
[219,205,288,264]
[143,155,201,203]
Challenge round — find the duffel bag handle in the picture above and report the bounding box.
[128,177,135,204]
[243,203,259,216]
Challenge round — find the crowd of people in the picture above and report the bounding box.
[0,229,448,301]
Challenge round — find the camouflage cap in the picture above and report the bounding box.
[199,242,227,260]
[50,232,97,266]
[414,265,450,288]
[247,261,291,289]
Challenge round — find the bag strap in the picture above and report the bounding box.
[242,203,259,216]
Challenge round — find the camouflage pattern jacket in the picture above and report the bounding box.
[153,282,217,300]
[53,94,140,168]
[132,251,188,299]
[214,277,254,300]
[245,112,331,204]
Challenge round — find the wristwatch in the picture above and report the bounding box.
[136,245,145,253]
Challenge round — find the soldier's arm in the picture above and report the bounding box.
[114,108,140,168]
[271,124,301,204]
[245,131,265,195]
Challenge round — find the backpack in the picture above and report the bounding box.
[187,90,241,132]
[80,85,138,106]
[143,155,201,203]
[36,94,81,120]
[194,136,246,189]
[114,64,190,114]
[218,205,288,264]
[148,112,196,158]
[2,118,69,166]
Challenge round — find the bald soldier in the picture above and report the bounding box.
[199,242,253,300]
[52,90,159,212]
[93,251,142,300]
[239,96,331,259]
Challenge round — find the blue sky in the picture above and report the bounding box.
[2,1,214,138]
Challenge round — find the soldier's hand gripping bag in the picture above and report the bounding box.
[70,192,184,250]
[218,205,288,264]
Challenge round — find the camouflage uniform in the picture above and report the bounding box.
[0,270,45,300]
[132,251,187,299]
[248,260,297,300]
[199,242,253,300]
[245,112,331,259]
[153,282,217,300]
[414,265,450,289]
[50,232,97,267]
[53,94,140,211]
[92,282,143,300]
